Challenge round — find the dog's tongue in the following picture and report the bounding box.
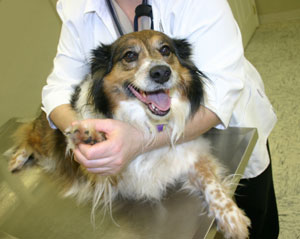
[146,90,171,111]
[128,85,171,112]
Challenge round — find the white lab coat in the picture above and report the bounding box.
[42,0,277,178]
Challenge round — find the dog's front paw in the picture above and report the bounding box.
[215,200,250,239]
[65,123,106,147]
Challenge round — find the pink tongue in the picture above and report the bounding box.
[128,85,171,111]
[146,91,171,111]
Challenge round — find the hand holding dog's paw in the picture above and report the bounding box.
[70,119,145,175]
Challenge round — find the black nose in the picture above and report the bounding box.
[149,65,171,84]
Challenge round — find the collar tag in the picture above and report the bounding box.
[156,124,165,132]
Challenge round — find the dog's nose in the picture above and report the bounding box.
[149,65,171,84]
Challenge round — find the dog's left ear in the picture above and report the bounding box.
[172,39,192,61]
[172,38,203,73]
[172,38,206,117]
[91,44,113,76]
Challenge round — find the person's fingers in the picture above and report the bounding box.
[73,148,85,164]
[77,140,116,159]
[73,148,112,168]
[91,118,117,134]
[70,118,143,176]
[86,167,116,175]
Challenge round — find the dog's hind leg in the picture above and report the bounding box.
[8,147,34,172]
[188,154,250,239]
[7,113,52,173]
[7,121,39,173]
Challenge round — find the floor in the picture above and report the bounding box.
[244,19,300,239]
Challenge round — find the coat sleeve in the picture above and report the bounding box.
[41,0,90,127]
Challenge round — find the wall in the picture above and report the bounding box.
[228,0,259,47]
[0,0,61,126]
[255,0,300,23]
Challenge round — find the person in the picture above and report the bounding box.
[42,0,279,238]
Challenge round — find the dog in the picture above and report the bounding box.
[8,30,250,239]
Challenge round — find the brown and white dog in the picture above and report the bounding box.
[8,30,250,238]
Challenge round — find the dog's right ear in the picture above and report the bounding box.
[88,44,114,118]
[91,44,113,76]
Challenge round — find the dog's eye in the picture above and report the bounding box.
[123,51,138,62]
[159,45,171,57]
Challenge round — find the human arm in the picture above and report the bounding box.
[41,0,90,130]
[48,104,77,132]
[72,106,220,175]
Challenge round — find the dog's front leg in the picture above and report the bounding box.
[188,155,250,239]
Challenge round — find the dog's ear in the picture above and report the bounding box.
[172,39,192,61]
[90,76,113,118]
[172,38,206,117]
[91,44,113,76]
[89,44,114,118]
[172,38,203,73]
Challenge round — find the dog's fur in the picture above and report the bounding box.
[8,30,250,238]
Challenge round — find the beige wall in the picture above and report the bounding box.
[256,0,300,15]
[0,0,61,126]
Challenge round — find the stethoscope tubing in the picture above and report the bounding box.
[105,0,125,36]
[106,0,153,36]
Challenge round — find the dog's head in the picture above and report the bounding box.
[89,30,205,137]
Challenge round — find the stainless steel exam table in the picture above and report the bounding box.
[0,118,257,239]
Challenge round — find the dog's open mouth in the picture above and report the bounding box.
[128,84,171,116]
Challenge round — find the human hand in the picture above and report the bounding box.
[71,119,145,175]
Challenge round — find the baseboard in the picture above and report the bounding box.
[259,8,300,24]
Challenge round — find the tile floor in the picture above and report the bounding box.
[245,19,300,239]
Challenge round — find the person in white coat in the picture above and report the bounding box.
[42,0,279,238]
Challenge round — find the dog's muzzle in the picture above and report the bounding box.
[127,65,173,117]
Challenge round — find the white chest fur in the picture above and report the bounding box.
[117,136,211,200]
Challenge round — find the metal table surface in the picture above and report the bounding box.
[0,118,257,239]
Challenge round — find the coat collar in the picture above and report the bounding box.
[84,0,118,39]
[84,0,107,17]
[82,0,161,40]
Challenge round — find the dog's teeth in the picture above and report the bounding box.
[151,104,156,110]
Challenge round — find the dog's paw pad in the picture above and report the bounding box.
[65,124,106,146]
